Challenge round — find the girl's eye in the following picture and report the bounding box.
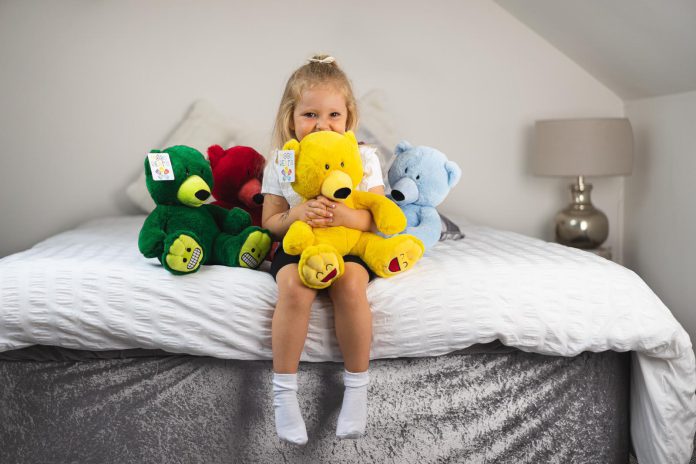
[330,112,341,117]
[304,112,317,118]
[340,161,344,167]
[325,164,330,170]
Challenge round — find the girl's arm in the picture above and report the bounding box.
[262,193,335,240]
[325,185,385,232]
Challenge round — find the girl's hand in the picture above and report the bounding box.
[320,196,373,231]
[327,201,352,228]
[298,196,335,227]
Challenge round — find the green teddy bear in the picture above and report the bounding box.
[138,145,272,275]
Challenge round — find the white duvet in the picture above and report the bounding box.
[0,216,694,463]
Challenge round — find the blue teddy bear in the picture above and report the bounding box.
[387,141,462,249]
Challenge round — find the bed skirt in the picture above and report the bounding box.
[0,343,630,464]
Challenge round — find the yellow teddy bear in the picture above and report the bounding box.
[282,130,425,289]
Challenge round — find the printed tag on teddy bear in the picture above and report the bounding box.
[148,152,175,181]
[275,150,295,183]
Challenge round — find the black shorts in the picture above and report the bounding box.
[269,244,375,282]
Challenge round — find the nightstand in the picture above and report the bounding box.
[558,244,613,261]
[584,246,612,260]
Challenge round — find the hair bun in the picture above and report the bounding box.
[308,55,336,64]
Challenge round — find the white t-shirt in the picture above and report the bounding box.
[261,144,384,208]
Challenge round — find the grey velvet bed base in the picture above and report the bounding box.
[0,343,630,464]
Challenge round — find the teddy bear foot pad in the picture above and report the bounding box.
[166,234,204,273]
[238,230,272,269]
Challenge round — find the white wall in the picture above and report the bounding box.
[0,0,623,258]
[624,91,696,341]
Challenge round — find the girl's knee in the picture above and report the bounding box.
[277,265,317,306]
[329,264,369,303]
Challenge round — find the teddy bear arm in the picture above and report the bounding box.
[283,221,315,255]
[204,204,252,235]
[224,207,253,234]
[138,209,168,258]
[202,204,228,228]
[406,207,442,248]
[351,191,407,236]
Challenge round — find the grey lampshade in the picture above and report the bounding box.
[532,118,634,177]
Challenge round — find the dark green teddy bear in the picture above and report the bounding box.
[138,145,272,275]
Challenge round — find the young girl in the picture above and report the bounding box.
[261,54,384,444]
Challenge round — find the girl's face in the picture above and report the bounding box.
[291,85,348,141]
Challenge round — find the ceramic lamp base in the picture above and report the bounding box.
[554,177,608,249]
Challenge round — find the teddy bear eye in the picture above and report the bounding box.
[405,168,408,173]
[340,161,345,167]
[185,168,190,176]
[416,175,420,180]
[325,163,330,170]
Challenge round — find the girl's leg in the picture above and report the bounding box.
[272,264,317,445]
[328,263,372,372]
[328,262,372,438]
[272,264,317,373]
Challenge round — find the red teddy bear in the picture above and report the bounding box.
[208,145,266,226]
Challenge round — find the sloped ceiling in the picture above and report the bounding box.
[494,0,696,100]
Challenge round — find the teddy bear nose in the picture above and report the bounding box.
[391,190,405,201]
[253,193,264,205]
[334,187,351,199]
[195,190,211,201]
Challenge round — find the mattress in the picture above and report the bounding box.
[0,344,630,464]
[0,215,694,463]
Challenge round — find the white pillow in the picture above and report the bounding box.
[125,100,242,213]
[356,90,401,184]
[233,126,271,159]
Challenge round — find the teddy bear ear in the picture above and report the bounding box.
[445,160,462,188]
[207,145,225,168]
[282,139,300,152]
[394,141,413,156]
[344,131,357,144]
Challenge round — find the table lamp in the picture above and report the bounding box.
[532,118,633,249]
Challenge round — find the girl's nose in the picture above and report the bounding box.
[316,118,328,131]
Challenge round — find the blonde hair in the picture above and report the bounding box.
[271,54,359,150]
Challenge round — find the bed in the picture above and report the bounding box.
[0,215,694,464]
[1,343,629,463]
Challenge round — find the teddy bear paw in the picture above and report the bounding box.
[224,207,252,234]
[165,234,204,273]
[238,230,272,269]
[382,236,424,277]
[299,245,344,289]
[284,221,315,255]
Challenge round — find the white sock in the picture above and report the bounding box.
[336,369,369,439]
[272,373,308,445]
